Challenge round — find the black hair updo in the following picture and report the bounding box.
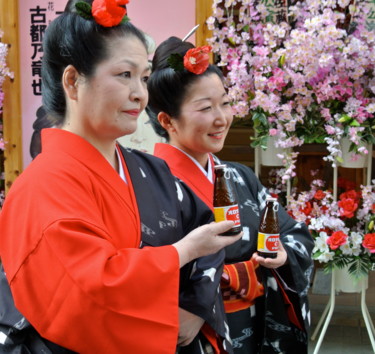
[146,36,224,140]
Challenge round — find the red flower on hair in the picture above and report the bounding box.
[92,0,129,27]
[183,46,212,75]
[327,231,348,250]
[363,233,375,253]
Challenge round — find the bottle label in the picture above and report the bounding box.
[257,232,279,253]
[214,204,241,226]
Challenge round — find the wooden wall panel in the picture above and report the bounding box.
[196,0,212,47]
[0,0,22,194]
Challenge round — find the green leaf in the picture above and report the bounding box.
[167,53,184,72]
[338,116,348,123]
[349,120,360,127]
[347,257,371,279]
[247,91,255,101]
[252,112,261,122]
[278,54,285,67]
[259,113,268,125]
[228,37,236,46]
[313,251,323,259]
[120,15,131,24]
[75,1,93,20]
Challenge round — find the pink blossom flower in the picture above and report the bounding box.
[269,129,278,136]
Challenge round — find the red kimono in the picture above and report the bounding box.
[0,130,182,353]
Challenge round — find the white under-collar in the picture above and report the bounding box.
[115,147,127,183]
[170,145,214,183]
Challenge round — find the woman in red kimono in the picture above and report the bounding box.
[146,37,315,353]
[0,2,242,353]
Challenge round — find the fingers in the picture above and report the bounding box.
[253,247,287,269]
[219,231,243,245]
[178,338,193,346]
[210,220,235,234]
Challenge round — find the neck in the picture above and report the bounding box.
[61,125,119,172]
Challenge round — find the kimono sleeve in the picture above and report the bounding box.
[0,162,181,353]
[175,179,225,321]
[9,219,180,353]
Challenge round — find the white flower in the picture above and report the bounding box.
[315,251,335,263]
[349,232,363,246]
[340,243,354,255]
[313,232,330,252]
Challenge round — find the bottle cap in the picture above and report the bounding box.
[266,195,278,201]
[214,164,227,170]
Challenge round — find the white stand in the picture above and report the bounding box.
[254,144,291,199]
[311,270,375,353]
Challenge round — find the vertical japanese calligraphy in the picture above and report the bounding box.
[20,0,65,167]
[29,6,46,96]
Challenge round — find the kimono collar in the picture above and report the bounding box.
[41,128,130,201]
[169,145,214,183]
[154,143,215,209]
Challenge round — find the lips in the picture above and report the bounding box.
[208,131,225,138]
[124,109,140,116]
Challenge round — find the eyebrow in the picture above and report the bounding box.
[191,92,228,103]
[121,59,150,73]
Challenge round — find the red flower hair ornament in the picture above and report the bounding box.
[168,45,212,75]
[75,0,130,27]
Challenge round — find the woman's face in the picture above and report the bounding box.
[168,73,233,166]
[74,35,150,143]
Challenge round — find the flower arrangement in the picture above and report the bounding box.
[207,0,375,181]
[1,29,14,208]
[287,175,375,278]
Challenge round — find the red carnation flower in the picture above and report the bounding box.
[327,231,348,250]
[300,201,312,216]
[339,189,360,202]
[314,190,326,200]
[183,45,212,75]
[338,178,355,191]
[338,198,358,218]
[363,233,375,253]
[92,0,129,27]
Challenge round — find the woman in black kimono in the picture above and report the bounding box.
[146,36,315,353]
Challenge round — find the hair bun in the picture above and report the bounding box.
[152,36,194,71]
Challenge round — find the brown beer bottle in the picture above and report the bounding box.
[257,195,280,258]
[213,164,242,236]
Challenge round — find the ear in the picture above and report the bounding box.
[158,112,177,133]
[62,65,80,100]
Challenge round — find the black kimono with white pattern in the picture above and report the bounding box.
[0,148,232,354]
[219,160,314,354]
[122,147,232,353]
